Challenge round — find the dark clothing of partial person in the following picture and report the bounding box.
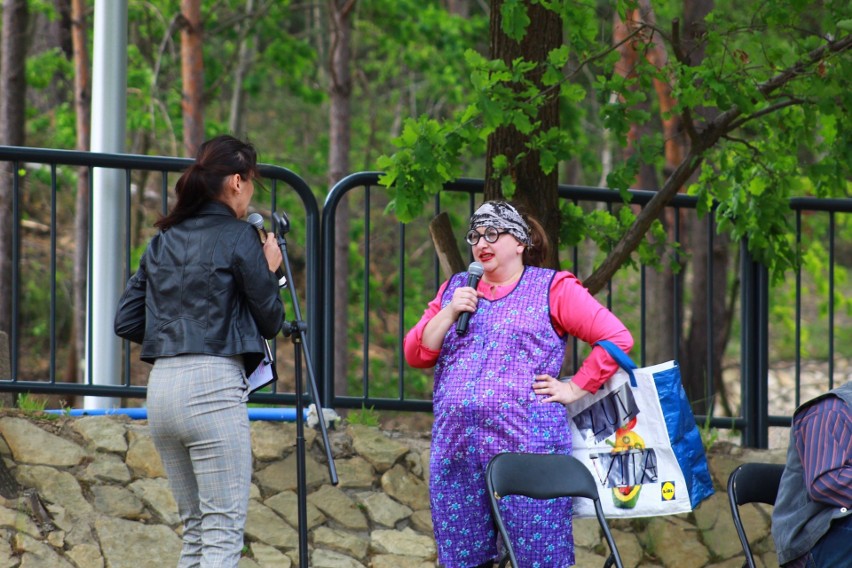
[771,382,852,567]
[114,200,284,376]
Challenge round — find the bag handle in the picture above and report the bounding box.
[595,340,638,387]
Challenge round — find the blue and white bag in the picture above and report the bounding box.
[566,340,714,518]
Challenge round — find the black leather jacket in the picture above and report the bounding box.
[114,201,284,374]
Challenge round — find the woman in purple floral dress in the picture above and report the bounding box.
[404,201,633,567]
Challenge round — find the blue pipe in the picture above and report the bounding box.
[45,407,304,421]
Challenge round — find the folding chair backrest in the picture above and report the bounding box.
[486,452,623,568]
[727,462,785,568]
[487,452,599,501]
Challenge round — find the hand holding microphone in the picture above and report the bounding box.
[456,261,484,335]
[247,213,287,288]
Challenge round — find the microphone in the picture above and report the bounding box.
[247,213,288,288]
[456,261,484,335]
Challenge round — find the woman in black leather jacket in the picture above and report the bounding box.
[114,135,284,567]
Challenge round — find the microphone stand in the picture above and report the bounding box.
[271,211,338,568]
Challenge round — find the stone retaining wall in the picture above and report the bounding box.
[0,411,786,567]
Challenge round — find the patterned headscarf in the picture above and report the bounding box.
[468,201,531,246]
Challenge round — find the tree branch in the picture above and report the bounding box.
[559,26,648,84]
[582,32,852,293]
[727,96,805,131]
[756,34,852,98]
[341,0,358,18]
[721,134,762,158]
[583,146,705,294]
[670,18,686,64]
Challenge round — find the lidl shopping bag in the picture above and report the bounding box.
[565,340,714,518]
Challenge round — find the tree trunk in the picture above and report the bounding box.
[682,222,731,414]
[623,2,688,364]
[70,0,91,385]
[445,0,470,17]
[485,0,561,269]
[228,0,256,137]
[607,0,729,411]
[676,0,730,416]
[180,0,204,157]
[0,0,29,339]
[643,4,688,360]
[328,0,356,403]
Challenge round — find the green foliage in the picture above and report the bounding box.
[19,237,74,353]
[26,48,73,90]
[16,393,46,413]
[346,405,381,428]
[377,0,618,214]
[375,0,850,283]
[377,20,609,220]
[10,0,851,409]
[25,47,76,148]
[699,411,719,452]
[558,200,685,275]
[377,112,480,222]
[766,210,852,360]
[500,0,531,41]
[16,394,57,420]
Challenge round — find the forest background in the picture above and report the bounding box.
[0,0,849,429]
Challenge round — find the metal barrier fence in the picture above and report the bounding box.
[0,145,320,406]
[1,146,849,447]
[322,173,851,448]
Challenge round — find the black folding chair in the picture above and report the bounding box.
[726,462,785,568]
[486,452,624,568]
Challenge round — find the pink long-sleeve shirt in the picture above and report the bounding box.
[403,270,634,393]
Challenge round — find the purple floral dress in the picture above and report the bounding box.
[430,266,574,567]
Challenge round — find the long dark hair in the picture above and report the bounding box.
[155,135,259,230]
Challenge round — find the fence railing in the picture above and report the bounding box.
[2,146,849,448]
[322,174,851,448]
[0,145,320,406]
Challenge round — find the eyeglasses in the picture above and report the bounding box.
[466,226,510,245]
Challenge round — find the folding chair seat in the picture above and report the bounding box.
[486,452,623,568]
[726,462,785,568]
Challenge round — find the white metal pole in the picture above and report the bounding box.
[85,0,128,409]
